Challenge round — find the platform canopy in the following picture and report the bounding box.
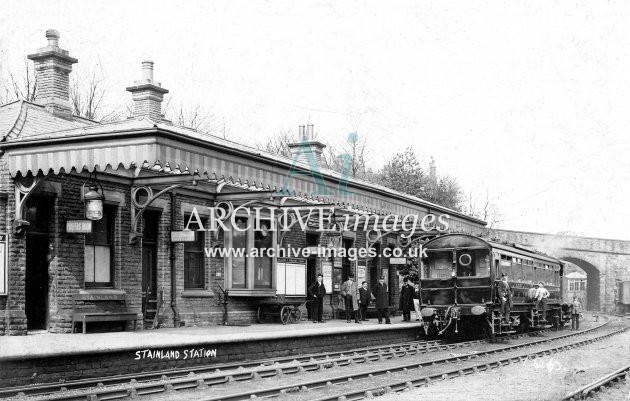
[0,118,486,226]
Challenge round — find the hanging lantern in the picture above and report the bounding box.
[83,172,105,221]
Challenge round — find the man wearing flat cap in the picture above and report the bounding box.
[340,275,360,323]
[372,275,391,324]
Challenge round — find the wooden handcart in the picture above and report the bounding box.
[256,295,306,324]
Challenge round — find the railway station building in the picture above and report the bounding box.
[0,30,486,336]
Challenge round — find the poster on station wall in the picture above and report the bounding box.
[357,260,366,284]
[321,260,333,292]
[276,258,306,296]
[0,233,7,295]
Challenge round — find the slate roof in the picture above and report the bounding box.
[0,100,96,142]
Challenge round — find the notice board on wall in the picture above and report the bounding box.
[277,258,306,296]
[357,260,367,284]
[321,260,333,292]
[0,234,6,295]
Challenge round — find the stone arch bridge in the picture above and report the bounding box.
[487,229,630,313]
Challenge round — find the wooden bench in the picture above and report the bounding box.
[72,293,138,334]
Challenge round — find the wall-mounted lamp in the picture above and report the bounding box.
[82,171,105,221]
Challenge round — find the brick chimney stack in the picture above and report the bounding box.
[288,124,326,166]
[27,29,78,119]
[126,60,169,121]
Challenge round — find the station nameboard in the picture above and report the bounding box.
[0,233,7,295]
[66,220,92,233]
[389,257,407,265]
[170,230,196,243]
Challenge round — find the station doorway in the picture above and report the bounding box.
[24,196,52,331]
[142,211,160,320]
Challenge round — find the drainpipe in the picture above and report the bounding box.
[170,191,180,327]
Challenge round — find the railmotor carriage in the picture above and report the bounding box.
[419,233,567,339]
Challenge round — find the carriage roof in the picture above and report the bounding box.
[423,233,562,265]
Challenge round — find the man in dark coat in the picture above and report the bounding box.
[358,281,371,321]
[399,277,414,321]
[496,273,512,324]
[308,273,326,323]
[372,275,391,324]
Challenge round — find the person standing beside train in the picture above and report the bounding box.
[571,296,582,330]
[340,275,360,324]
[399,277,414,322]
[372,275,391,324]
[308,273,327,323]
[412,282,422,321]
[536,281,550,320]
[497,273,512,324]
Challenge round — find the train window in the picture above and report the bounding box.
[427,251,452,278]
[455,249,490,277]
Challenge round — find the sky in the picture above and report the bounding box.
[1,0,629,240]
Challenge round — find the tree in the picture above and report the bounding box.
[70,70,117,122]
[467,189,502,227]
[378,147,427,197]
[425,175,465,212]
[1,59,37,104]
[258,130,294,158]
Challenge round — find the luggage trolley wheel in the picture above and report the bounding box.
[280,305,292,325]
[257,305,266,324]
[290,307,302,323]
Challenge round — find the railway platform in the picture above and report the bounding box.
[0,317,422,388]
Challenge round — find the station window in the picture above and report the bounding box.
[84,205,115,288]
[225,217,275,291]
[184,229,205,289]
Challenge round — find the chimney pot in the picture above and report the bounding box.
[142,60,154,82]
[288,124,326,166]
[126,60,169,121]
[46,29,60,47]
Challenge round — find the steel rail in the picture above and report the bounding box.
[0,326,562,401]
[0,339,437,399]
[193,319,616,401]
[1,330,548,401]
[562,363,630,401]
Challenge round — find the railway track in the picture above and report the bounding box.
[0,338,441,399]
[0,327,554,401]
[0,322,593,401]
[562,363,630,401]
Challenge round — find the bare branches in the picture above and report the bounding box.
[162,99,222,136]
[1,59,37,104]
[70,70,114,121]
[257,130,294,158]
[467,189,503,227]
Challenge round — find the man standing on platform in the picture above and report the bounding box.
[412,282,422,321]
[399,277,414,322]
[372,275,391,324]
[358,281,371,321]
[571,296,582,330]
[308,273,326,323]
[340,275,360,323]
